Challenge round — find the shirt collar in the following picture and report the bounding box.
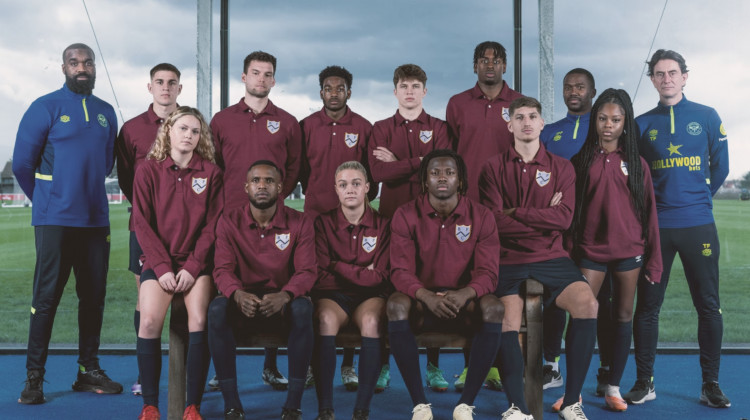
[319,106,354,125]
[236,97,278,117]
[243,202,290,230]
[508,141,551,166]
[418,194,467,220]
[146,103,164,124]
[394,109,428,126]
[470,81,516,102]
[335,205,375,231]
[159,154,205,171]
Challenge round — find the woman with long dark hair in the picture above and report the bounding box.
[569,88,662,412]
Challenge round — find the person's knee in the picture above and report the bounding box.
[569,293,598,319]
[139,313,164,337]
[289,297,313,326]
[481,299,504,324]
[188,312,207,332]
[357,312,382,337]
[207,298,229,329]
[614,308,633,323]
[316,308,341,333]
[386,295,410,321]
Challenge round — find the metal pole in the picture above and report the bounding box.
[220,0,229,110]
[197,0,212,119]
[539,0,554,121]
[513,0,522,92]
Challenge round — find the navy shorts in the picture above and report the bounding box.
[129,230,143,275]
[406,288,479,335]
[495,257,587,307]
[140,268,212,284]
[312,289,388,317]
[579,255,643,273]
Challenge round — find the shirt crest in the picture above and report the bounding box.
[345,133,359,148]
[536,170,551,187]
[275,233,290,251]
[455,225,471,242]
[620,161,629,176]
[502,107,511,122]
[192,177,207,194]
[686,122,702,136]
[267,120,280,134]
[362,236,377,253]
[419,130,433,144]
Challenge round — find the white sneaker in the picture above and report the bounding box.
[501,404,534,420]
[558,402,588,420]
[411,403,433,420]
[341,365,359,391]
[452,403,475,420]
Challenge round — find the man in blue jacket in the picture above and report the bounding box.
[13,43,123,405]
[626,49,730,409]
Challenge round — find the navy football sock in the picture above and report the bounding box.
[389,320,427,405]
[500,331,529,413]
[186,331,210,406]
[609,321,632,387]
[563,318,597,409]
[137,337,161,407]
[355,337,381,410]
[459,322,502,406]
[314,335,336,410]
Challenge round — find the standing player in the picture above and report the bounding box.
[626,49,730,408]
[446,40,524,203]
[210,50,303,390]
[14,43,122,404]
[133,107,222,420]
[368,64,450,391]
[115,62,182,395]
[312,161,390,420]
[479,97,598,420]
[568,89,661,412]
[388,149,504,420]
[208,161,316,420]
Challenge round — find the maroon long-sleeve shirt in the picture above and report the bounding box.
[446,82,524,202]
[210,98,302,210]
[314,206,390,291]
[576,149,663,281]
[390,195,499,299]
[115,104,163,230]
[213,203,317,299]
[132,154,223,279]
[369,110,449,218]
[300,107,376,217]
[479,142,575,265]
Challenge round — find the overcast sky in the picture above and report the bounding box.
[1,0,748,179]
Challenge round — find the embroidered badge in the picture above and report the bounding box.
[345,133,359,148]
[267,120,280,134]
[535,170,551,187]
[455,225,471,242]
[502,107,510,122]
[60,115,70,123]
[720,123,727,136]
[648,129,658,142]
[553,131,563,142]
[275,233,290,251]
[97,114,108,127]
[419,130,433,144]
[362,236,377,253]
[192,177,207,194]
[686,122,702,136]
[702,243,712,257]
[620,161,629,176]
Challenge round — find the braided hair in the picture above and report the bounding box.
[569,88,649,248]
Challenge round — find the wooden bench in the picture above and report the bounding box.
[166,279,544,420]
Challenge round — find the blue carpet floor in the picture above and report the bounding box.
[1,352,746,419]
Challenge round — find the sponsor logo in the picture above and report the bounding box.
[97,114,108,127]
[620,160,629,176]
[702,243,712,257]
[275,233,290,251]
[502,107,510,122]
[455,225,471,242]
[553,131,563,142]
[650,155,701,171]
[419,130,433,144]
[686,122,702,136]
[720,123,727,136]
[536,170,551,187]
[267,120,280,134]
[648,129,658,142]
[192,177,207,194]
[362,236,377,253]
[60,115,70,123]
[667,142,683,156]
[344,133,359,148]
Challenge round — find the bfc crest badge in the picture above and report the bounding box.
[97,114,108,127]
[275,233,291,251]
[455,225,471,242]
[687,122,702,136]
[502,107,510,122]
[620,161,629,176]
[419,130,433,144]
[535,170,551,187]
[362,236,377,253]
[345,133,359,148]
[267,120,280,134]
[648,129,658,142]
[553,131,563,142]
[192,177,207,194]
[60,115,70,123]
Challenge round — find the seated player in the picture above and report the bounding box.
[311,161,391,420]
[132,106,223,420]
[388,149,504,420]
[568,89,662,411]
[208,161,316,420]
[479,97,598,420]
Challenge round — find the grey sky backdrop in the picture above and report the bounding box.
[1,0,748,179]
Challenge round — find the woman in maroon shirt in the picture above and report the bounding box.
[312,161,391,420]
[133,106,223,420]
[569,89,661,412]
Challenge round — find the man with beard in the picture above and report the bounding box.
[540,68,596,160]
[13,43,123,405]
[210,50,304,390]
[208,161,316,420]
